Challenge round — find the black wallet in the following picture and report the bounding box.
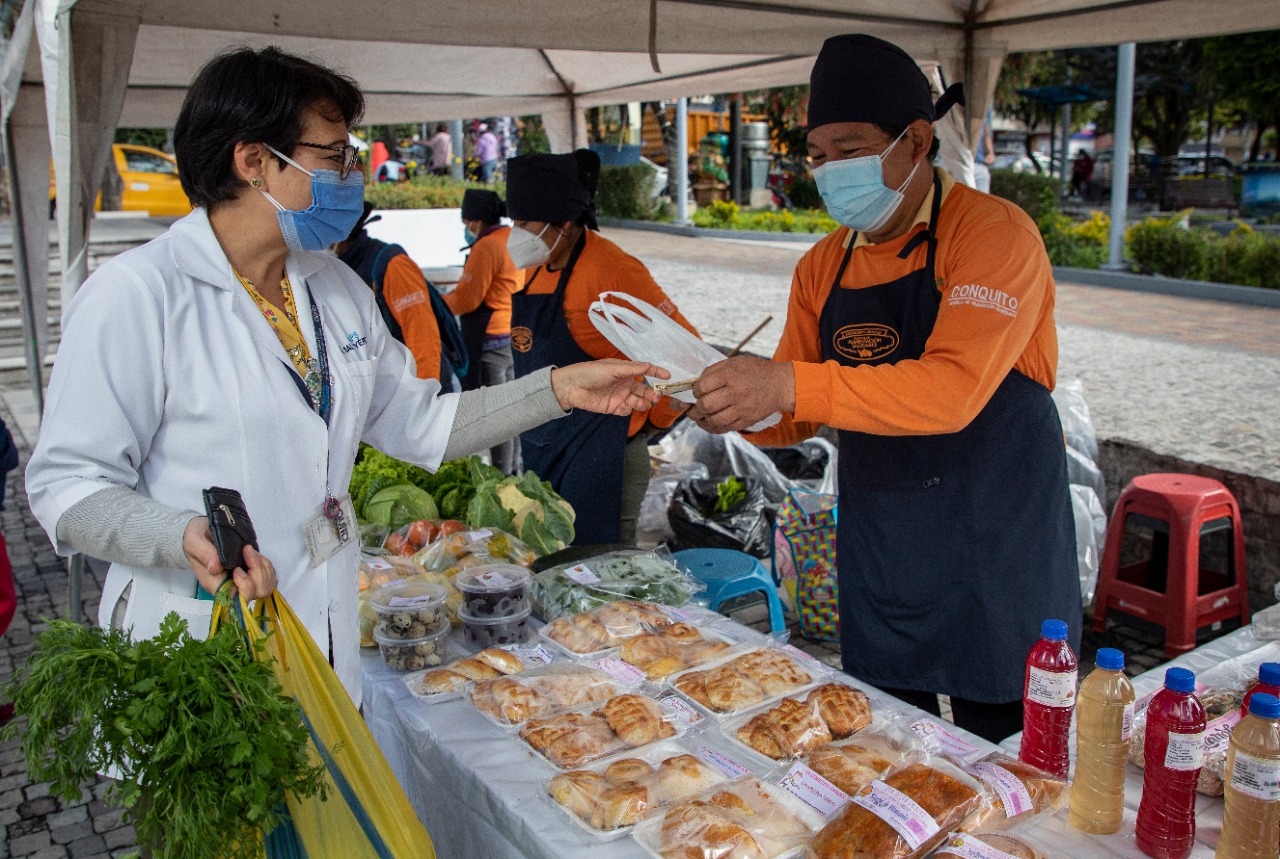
[202,487,259,573]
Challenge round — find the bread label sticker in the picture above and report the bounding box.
[667,607,696,623]
[1228,749,1280,801]
[563,563,601,585]
[1026,667,1078,708]
[935,833,1022,859]
[1203,711,1242,756]
[779,762,851,818]
[474,571,513,588]
[506,643,554,665]
[1122,701,1136,741]
[594,657,646,686]
[971,762,1034,817]
[910,719,981,764]
[1164,730,1205,771]
[387,595,438,608]
[657,691,705,727]
[696,746,750,780]
[852,779,940,849]
[366,559,393,571]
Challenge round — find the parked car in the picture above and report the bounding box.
[991,151,1062,176]
[50,143,192,217]
[1176,154,1236,177]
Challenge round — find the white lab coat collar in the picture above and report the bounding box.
[167,206,327,290]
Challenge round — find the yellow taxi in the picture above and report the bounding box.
[51,143,192,217]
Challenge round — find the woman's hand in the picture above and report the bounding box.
[183,516,278,601]
[550,360,671,416]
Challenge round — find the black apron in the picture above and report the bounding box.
[511,233,629,544]
[458,229,500,392]
[819,175,1079,703]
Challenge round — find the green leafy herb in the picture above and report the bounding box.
[2,614,327,859]
[711,476,747,514]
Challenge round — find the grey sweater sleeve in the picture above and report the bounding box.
[55,369,568,569]
[56,485,199,569]
[441,366,568,461]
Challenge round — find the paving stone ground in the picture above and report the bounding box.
[0,224,1274,855]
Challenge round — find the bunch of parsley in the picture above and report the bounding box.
[1,613,327,859]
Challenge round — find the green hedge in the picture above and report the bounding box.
[1128,217,1280,289]
[364,177,506,210]
[990,169,1056,222]
[596,164,657,220]
[692,200,837,233]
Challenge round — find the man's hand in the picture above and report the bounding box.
[688,356,795,433]
[551,360,671,416]
[183,516,278,601]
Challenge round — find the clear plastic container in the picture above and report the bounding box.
[1241,662,1280,717]
[1135,667,1207,859]
[458,604,532,650]
[1216,691,1280,859]
[1069,647,1135,834]
[373,618,451,672]
[1019,618,1077,779]
[453,564,532,618]
[369,580,448,640]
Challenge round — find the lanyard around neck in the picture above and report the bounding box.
[279,282,332,426]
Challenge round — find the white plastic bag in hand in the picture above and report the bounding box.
[588,292,779,431]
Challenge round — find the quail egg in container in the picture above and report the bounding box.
[373,619,450,672]
[370,581,448,640]
[453,564,532,618]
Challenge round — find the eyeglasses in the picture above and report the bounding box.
[295,141,362,179]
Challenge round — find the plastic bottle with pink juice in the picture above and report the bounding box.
[1135,666,1207,859]
[1018,618,1077,779]
[1241,662,1280,717]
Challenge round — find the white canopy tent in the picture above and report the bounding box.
[3,0,1279,416]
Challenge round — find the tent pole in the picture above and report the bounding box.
[2,121,46,419]
[1105,43,1136,271]
[729,96,743,206]
[675,97,689,225]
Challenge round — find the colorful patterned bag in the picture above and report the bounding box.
[772,490,839,642]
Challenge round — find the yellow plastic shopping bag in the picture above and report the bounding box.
[212,592,435,859]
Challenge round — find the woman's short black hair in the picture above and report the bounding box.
[174,46,365,209]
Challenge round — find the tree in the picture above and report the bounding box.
[644,102,682,195]
[743,85,808,168]
[993,51,1065,168]
[1204,31,1280,162]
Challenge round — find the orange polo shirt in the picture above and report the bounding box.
[516,229,698,437]
[750,169,1058,446]
[382,253,443,381]
[445,226,523,336]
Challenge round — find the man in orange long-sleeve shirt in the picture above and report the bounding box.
[506,149,696,545]
[690,34,1078,743]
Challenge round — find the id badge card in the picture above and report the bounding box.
[304,494,357,567]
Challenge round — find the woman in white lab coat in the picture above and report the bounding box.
[25,47,663,700]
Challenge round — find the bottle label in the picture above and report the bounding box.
[1164,730,1205,771]
[1122,701,1135,742]
[1229,749,1280,801]
[852,779,941,850]
[971,762,1034,817]
[1026,667,1078,708]
[1203,711,1242,757]
[935,833,1022,859]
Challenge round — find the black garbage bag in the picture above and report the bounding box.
[761,441,830,482]
[668,476,770,558]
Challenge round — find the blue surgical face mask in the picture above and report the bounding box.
[463,225,479,246]
[812,128,921,234]
[260,145,365,252]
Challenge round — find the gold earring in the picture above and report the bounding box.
[250,177,263,188]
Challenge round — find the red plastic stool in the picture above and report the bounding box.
[1092,473,1249,658]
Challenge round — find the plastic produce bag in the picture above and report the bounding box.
[211,593,434,858]
[382,518,468,557]
[531,550,703,622]
[588,291,780,432]
[413,527,536,574]
[669,476,771,558]
[637,461,709,545]
[1052,378,1099,462]
[1072,485,1107,605]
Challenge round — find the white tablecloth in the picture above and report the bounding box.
[363,616,1279,859]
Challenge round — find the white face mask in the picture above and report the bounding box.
[506,224,563,270]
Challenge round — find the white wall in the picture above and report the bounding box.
[363,208,468,282]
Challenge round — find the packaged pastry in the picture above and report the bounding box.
[545,741,728,838]
[631,775,823,859]
[540,599,677,657]
[960,753,1067,831]
[669,647,820,717]
[368,580,448,640]
[618,625,736,680]
[470,665,618,727]
[726,683,874,763]
[405,647,528,699]
[518,692,680,769]
[934,832,1046,859]
[807,759,986,859]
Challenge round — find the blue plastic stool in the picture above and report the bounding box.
[673,548,786,634]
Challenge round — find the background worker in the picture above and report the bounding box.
[506,150,696,545]
[337,202,466,391]
[446,189,523,473]
[429,123,452,177]
[688,34,1079,743]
